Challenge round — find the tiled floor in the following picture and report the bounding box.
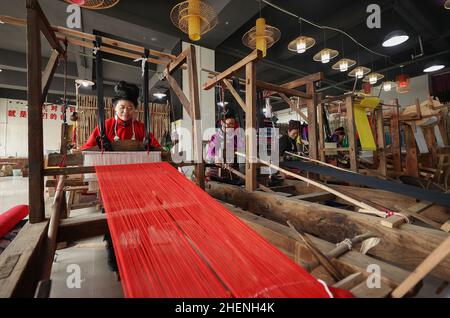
[0,176,449,298]
[0,176,28,215]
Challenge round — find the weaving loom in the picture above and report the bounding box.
[95,162,353,298]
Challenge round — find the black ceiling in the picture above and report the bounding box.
[91,0,450,95]
[215,0,450,94]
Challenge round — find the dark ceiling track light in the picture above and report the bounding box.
[382,30,409,47]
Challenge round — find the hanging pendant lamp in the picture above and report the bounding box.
[242,17,281,58]
[288,18,315,54]
[65,0,120,9]
[170,0,218,41]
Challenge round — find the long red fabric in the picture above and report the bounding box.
[96,162,353,298]
[0,205,28,239]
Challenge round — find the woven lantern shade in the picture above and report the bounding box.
[64,0,120,9]
[170,0,218,41]
[363,72,384,85]
[313,48,339,64]
[332,58,356,72]
[288,36,315,54]
[348,66,371,79]
[242,18,281,58]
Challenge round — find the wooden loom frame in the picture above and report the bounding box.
[0,0,204,297]
[202,52,322,192]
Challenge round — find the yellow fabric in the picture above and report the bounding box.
[360,97,380,109]
[354,102,376,151]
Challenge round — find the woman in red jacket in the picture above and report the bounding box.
[81,81,160,150]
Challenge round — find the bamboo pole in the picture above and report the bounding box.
[235,152,384,216]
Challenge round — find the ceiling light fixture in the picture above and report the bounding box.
[75,79,95,87]
[242,18,281,58]
[170,0,218,41]
[382,81,395,92]
[64,0,120,9]
[423,64,445,73]
[332,58,356,72]
[217,101,229,107]
[363,72,384,85]
[382,30,409,47]
[288,18,315,54]
[396,73,410,94]
[153,92,167,99]
[445,0,450,9]
[313,48,338,64]
[348,66,371,79]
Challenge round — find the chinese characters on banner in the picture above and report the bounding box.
[7,100,76,121]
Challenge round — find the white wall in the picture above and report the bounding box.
[0,98,75,157]
[374,74,431,108]
[177,42,215,161]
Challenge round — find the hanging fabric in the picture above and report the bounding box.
[353,97,378,151]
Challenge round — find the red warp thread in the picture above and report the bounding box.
[96,162,353,298]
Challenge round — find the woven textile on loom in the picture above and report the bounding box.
[96,162,353,298]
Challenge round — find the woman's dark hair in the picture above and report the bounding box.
[288,120,300,131]
[112,81,140,107]
[222,108,236,120]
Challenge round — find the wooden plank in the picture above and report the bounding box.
[167,47,190,74]
[317,100,325,162]
[350,281,392,298]
[441,221,450,233]
[391,99,402,172]
[203,50,262,90]
[265,72,324,98]
[290,192,335,202]
[392,204,444,230]
[47,152,83,167]
[391,236,450,298]
[27,1,45,224]
[345,96,358,171]
[245,61,257,192]
[0,220,49,297]
[424,125,438,168]
[332,272,365,290]
[267,185,296,193]
[307,83,318,160]
[61,37,168,66]
[207,182,450,281]
[0,15,174,62]
[257,82,312,99]
[41,176,66,280]
[57,214,108,242]
[376,108,387,176]
[44,166,95,176]
[281,72,324,90]
[41,49,60,105]
[405,124,419,177]
[223,79,246,113]
[222,202,414,290]
[166,73,192,119]
[30,0,64,54]
[279,93,309,122]
[187,45,205,190]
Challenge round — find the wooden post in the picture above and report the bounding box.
[405,124,419,177]
[317,99,326,162]
[345,96,358,171]
[424,125,438,168]
[187,45,205,190]
[376,108,387,176]
[306,83,318,160]
[391,99,402,173]
[245,61,257,192]
[27,0,45,223]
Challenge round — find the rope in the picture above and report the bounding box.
[336,238,353,251]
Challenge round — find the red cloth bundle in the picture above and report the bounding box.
[0,205,28,239]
